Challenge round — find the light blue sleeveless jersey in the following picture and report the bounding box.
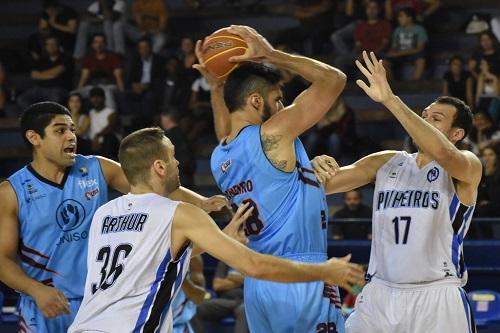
[211,125,328,257]
[8,155,108,299]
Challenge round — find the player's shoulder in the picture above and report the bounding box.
[173,202,206,224]
[0,180,18,211]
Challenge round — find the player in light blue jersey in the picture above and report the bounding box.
[0,102,233,333]
[194,25,363,332]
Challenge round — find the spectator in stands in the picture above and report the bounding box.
[160,108,196,188]
[42,0,78,53]
[467,111,500,155]
[27,17,52,63]
[384,0,442,22]
[125,37,165,125]
[186,75,213,142]
[0,63,5,117]
[476,58,499,113]
[114,0,168,55]
[333,0,392,74]
[76,33,124,110]
[193,261,248,333]
[73,0,126,59]
[87,86,119,158]
[304,98,358,163]
[67,93,91,154]
[17,36,73,110]
[468,31,500,81]
[159,56,187,112]
[292,0,336,55]
[331,189,372,240]
[470,144,500,238]
[384,7,428,80]
[443,55,474,108]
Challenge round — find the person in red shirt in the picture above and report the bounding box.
[333,0,392,75]
[75,33,124,110]
[354,1,392,59]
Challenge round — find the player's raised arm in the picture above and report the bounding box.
[0,182,70,319]
[171,202,365,293]
[192,40,231,141]
[227,25,346,141]
[356,51,482,191]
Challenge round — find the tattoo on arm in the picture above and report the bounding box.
[262,134,288,170]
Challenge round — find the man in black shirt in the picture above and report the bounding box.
[160,108,196,188]
[43,0,78,53]
[332,189,372,239]
[17,35,73,110]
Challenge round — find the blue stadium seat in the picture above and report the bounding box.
[469,290,500,327]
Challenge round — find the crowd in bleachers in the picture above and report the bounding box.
[0,0,499,225]
[0,1,500,332]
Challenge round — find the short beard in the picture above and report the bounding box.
[261,101,272,122]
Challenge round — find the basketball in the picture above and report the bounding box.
[202,30,248,78]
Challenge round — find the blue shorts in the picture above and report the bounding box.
[244,253,345,333]
[172,322,194,333]
[18,295,82,333]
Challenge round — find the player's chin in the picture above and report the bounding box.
[61,152,77,165]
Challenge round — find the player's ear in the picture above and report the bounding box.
[25,130,41,146]
[248,93,262,111]
[152,159,166,176]
[451,127,465,143]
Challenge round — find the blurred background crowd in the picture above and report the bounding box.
[0,0,499,331]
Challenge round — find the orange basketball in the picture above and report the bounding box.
[202,31,248,78]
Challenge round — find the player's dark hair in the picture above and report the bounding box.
[119,127,169,186]
[224,63,282,113]
[434,96,473,142]
[20,101,72,147]
[398,7,416,22]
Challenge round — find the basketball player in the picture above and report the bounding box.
[0,102,230,332]
[201,25,351,332]
[68,127,365,333]
[313,51,481,333]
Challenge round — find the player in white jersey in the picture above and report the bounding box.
[312,51,482,333]
[69,127,365,333]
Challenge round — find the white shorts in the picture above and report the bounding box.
[345,279,477,333]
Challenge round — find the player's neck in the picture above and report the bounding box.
[415,152,434,169]
[30,158,68,184]
[227,113,258,143]
[130,182,169,197]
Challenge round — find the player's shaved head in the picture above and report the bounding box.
[119,127,171,186]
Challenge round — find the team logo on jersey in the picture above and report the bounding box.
[427,167,439,182]
[56,199,86,231]
[79,167,88,176]
[221,159,232,173]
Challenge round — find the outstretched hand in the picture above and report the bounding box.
[226,25,275,63]
[192,39,225,88]
[322,254,365,293]
[223,202,254,245]
[355,51,395,104]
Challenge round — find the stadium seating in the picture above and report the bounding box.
[469,290,500,328]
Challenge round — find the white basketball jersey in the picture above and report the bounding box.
[69,193,192,333]
[368,151,475,285]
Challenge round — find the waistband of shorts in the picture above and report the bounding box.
[371,276,463,290]
[279,252,327,263]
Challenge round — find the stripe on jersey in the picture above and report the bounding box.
[156,254,189,331]
[459,288,477,333]
[449,194,475,278]
[133,250,172,333]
